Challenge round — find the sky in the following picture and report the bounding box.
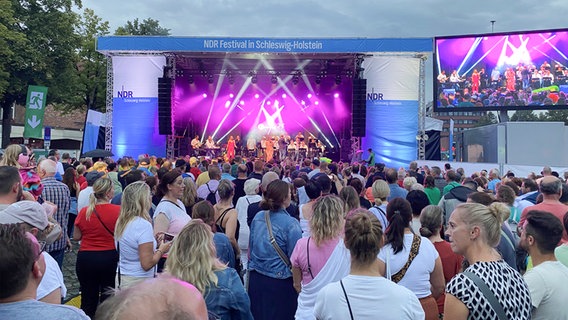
[81,0,568,38]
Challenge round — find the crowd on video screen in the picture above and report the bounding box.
[436,60,568,109]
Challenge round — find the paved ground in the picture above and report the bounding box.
[62,239,81,303]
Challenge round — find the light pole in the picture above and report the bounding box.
[490,20,496,33]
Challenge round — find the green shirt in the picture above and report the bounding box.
[424,186,442,205]
[442,181,461,196]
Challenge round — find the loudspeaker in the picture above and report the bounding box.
[352,78,367,137]
[158,77,172,135]
[340,139,351,162]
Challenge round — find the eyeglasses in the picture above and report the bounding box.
[37,240,46,259]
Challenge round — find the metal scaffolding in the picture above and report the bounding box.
[105,56,113,152]
[417,54,428,160]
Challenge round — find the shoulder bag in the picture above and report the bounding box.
[390,234,421,283]
[462,270,508,320]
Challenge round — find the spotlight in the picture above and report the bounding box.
[228,76,235,85]
[282,93,287,98]
[229,93,234,98]
[249,71,257,84]
[315,101,319,105]
[225,101,231,108]
[315,76,321,84]
[254,94,260,99]
[334,93,340,98]
[267,101,271,105]
[240,100,245,105]
[202,93,208,98]
[335,75,342,85]
[188,75,194,85]
[292,75,299,85]
[271,75,278,84]
[208,74,214,84]
[307,93,313,99]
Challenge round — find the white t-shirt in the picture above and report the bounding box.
[235,194,261,250]
[37,252,67,300]
[116,217,156,278]
[378,233,439,298]
[314,275,424,320]
[153,200,190,235]
[524,260,568,320]
[77,187,93,213]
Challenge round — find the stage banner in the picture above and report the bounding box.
[112,56,166,158]
[361,56,419,169]
[81,109,104,154]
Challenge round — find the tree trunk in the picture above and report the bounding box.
[1,103,12,148]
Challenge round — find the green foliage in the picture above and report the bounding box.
[474,111,498,127]
[509,110,539,122]
[115,18,170,36]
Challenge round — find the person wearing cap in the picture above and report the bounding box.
[38,159,71,269]
[137,158,154,177]
[77,171,105,214]
[0,201,67,304]
[0,224,89,319]
[235,178,262,272]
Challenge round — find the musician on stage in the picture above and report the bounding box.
[449,70,460,90]
[235,135,243,156]
[295,131,304,142]
[191,135,202,156]
[278,134,288,161]
[205,135,216,158]
[265,136,274,162]
[247,135,256,157]
[227,136,236,160]
[437,70,447,84]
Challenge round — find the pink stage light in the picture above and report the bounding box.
[240,100,245,105]
[307,93,313,99]
[225,101,231,108]
[267,101,271,105]
[254,94,260,99]
[301,100,306,105]
[202,93,208,98]
[282,93,287,98]
[334,93,340,98]
[229,93,234,98]
[315,101,319,105]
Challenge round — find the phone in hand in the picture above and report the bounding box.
[163,233,175,243]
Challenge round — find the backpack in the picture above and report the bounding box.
[205,183,217,205]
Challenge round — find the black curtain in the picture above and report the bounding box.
[425,130,441,160]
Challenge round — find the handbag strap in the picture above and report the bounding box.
[340,280,354,320]
[307,237,314,279]
[264,211,292,270]
[93,208,114,237]
[462,270,508,320]
[391,234,421,283]
[117,240,121,289]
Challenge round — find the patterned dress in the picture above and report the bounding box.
[446,260,532,320]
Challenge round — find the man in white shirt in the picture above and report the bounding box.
[520,210,568,320]
[48,149,65,176]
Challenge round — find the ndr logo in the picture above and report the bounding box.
[117,86,134,98]
[366,88,383,101]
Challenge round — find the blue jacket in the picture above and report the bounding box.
[205,268,253,320]
[248,208,302,279]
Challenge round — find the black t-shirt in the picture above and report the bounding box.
[232,178,247,206]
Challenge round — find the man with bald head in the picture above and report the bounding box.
[95,276,208,320]
[520,176,568,244]
[38,159,71,269]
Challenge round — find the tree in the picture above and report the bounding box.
[542,110,568,125]
[474,111,498,127]
[115,18,170,36]
[69,8,110,112]
[510,110,539,122]
[1,0,81,147]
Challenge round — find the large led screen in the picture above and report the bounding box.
[434,29,568,112]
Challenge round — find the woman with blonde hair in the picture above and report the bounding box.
[166,219,252,320]
[339,185,360,215]
[115,181,171,287]
[315,209,424,319]
[0,144,43,199]
[180,176,198,216]
[369,179,390,229]
[444,202,531,319]
[291,195,351,319]
[73,177,120,317]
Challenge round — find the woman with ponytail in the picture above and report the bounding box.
[315,209,424,319]
[377,198,445,320]
[248,179,302,320]
[419,205,463,316]
[73,177,120,318]
[444,202,531,319]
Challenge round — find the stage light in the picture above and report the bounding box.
[249,71,258,84]
[307,93,313,99]
[225,101,231,108]
[301,100,306,105]
[315,76,321,84]
[208,74,214,84]
[254,94,260,99]
[202,93,208,98]
[335,75,342,85]
[334,93,340,98]
[240,100,245,105]
[292,75,299,85]
[282,93,287,98]
[315,101,319,105]
[267,101,271,105]
[229,93,234,98]
[271,75,278,84]
[188,75,194,84]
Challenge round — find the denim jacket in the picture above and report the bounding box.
[204,268,253,320]
[248,208,302,279]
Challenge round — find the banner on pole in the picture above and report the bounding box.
[23,85,48,139]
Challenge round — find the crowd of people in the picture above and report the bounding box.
[0,144,568,319]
